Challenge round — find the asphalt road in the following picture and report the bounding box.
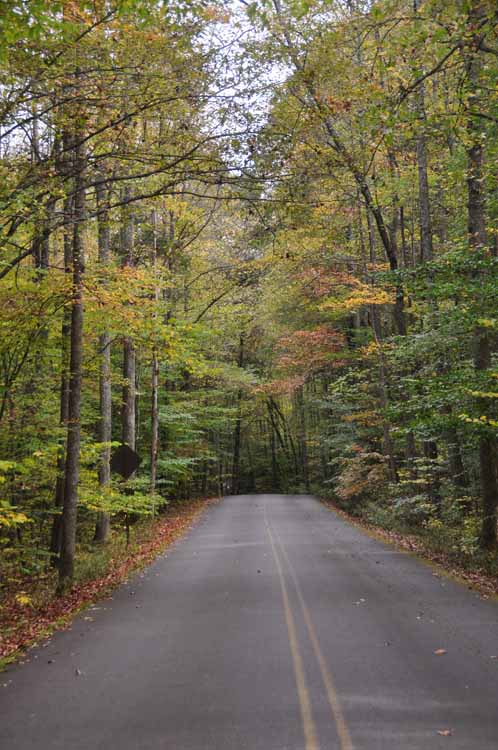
[2,494,498,750]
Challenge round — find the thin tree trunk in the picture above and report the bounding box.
[231,334,244,495]
[50,195,72,562]
[121,187,136,454]
[270,424,279,490]
[371,306,398,483]
[365,203,398,482]
[58,139,85,591]
[40,197,56,273]
[231,411,242,494]
[296,385,310,491]
[416,112,433,264]
[272,396,300,479]
[122,343,136,450]
[94,179,112,543]
[414,0,434,263]
[150,210,159,493]
[150,351,159,491]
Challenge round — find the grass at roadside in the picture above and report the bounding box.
[0,498,216,668]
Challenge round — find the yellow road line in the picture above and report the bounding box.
[265,517,319,750]
[274,527,354,750]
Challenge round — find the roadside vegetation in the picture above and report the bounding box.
[1,498,209,665]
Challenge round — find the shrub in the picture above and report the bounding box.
[335,450,390,513]
[392,494,436,526]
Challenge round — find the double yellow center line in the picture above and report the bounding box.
[265,511,353,750]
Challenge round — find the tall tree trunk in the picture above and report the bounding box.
[274,396,300,479]
[371,306,398,483]
[474,333,498,548]
[414,0,433,263]
[231,411,242,494]
[50,194,73,561]
[410,14,443,493]
[150,351,159,492]
[415,84,433,262]
[364,203,399,482]
[231,334,244,495]
[40,197,56,274]
[150,210,159,493]
[466,1,498,549]
[121,187,136,453]
[296,385,310,491]
[94,179,112,543]
[122,343,136,450]
[267,398,292,474]
[216,431,224,497]
[58,138,85,590]
[270,423,279,490]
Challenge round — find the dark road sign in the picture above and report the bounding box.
[110,444,141,479]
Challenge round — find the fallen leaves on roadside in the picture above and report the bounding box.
[434,649,447,655]
[0,499,214,664]
[437,729,452,737]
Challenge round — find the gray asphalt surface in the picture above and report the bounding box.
[1,493,498,750]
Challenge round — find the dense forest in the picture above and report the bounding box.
[1,0,497,605]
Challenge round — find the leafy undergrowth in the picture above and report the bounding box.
[0,498,215,667]
[322,499,498,600]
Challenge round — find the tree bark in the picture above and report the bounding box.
[231,334,244,495]
[122,342,136,450]
[150,210,160,493]
[371,306,398,483]
[94,179,112,543]
[121,187,136,454]
[50,194,73,562]
[270,424,279,490]
[466,1,498,549]
[414,0,434,263]
[295,385,310,491]
[58,139,85,590]
[150,350,159,492]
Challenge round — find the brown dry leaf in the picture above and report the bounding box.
[437,729,452,737]
[434,649,447,655]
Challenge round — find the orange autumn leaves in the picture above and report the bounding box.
[260,263,392,395]
[298,265,394,313]
[278,325,345,376]
[258,325,346,395]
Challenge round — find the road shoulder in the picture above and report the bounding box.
[320,498,498,602]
